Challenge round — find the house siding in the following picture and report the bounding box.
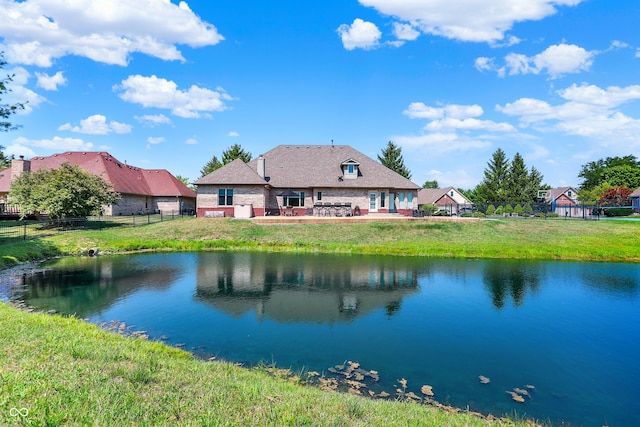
[197,185,267,217]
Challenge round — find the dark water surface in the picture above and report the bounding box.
[4,252,639,427]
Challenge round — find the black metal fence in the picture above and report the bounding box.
[0,211,189,242]
[420,201,604,220]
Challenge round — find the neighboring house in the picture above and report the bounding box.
[538,186,583,217]
[417,186,473,215]
[193,144,420,217]
[630,187,640,213]
[0,152,196,216]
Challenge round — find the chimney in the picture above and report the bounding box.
[11,155,31,181]
[257,155,265,178]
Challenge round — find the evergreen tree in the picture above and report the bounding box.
[222,143,252,165]
[506,153,529,202]
[476,148,509,203]
[377,141,411,179]
[524,166,546,202]
[199,155,222,178]
[422,180,439,189]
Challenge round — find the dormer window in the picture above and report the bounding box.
[341,158,360,180]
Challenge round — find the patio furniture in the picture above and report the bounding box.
[333,202,343,216]
[344,202,352,216]
[323,202,332,216]
[314,202,323,216]
[285,206,294,216]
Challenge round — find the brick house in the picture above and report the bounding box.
[0,151,195,216]
[194,144,420,217]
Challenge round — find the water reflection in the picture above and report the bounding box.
[482,261,542,309]
[11,256,179,317]
[195,252,421,323]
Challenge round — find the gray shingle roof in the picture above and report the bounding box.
[244,145,419,190]
[194,158,266,185]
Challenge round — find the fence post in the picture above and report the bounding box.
[23,221,27,240]
[148,212,150,224]
[160,210,163,222]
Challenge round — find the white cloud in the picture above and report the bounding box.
[403,102,484,120]
[3,67,46,114]
[393,23,420,41]
[147,136,164,145]
[135,114,173,127]
[58,114,132,135]
[478,43,595,78]
[0,0,224,67]
[474,57,495,72]
[185,138,198,145]
[394,133,492,153]
[228,131,239,137]
[337,19,381,50]
[115,75,234,118]
[497,83,640,146]
[11,136,93,151]
[3,144,37,159]
[357,0,584,44]
[35,71,66,90]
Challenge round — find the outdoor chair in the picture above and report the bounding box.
[323,202,332,216]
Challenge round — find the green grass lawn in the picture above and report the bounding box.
[2,216,638,269]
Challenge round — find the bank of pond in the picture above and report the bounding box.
[2,251,638,427]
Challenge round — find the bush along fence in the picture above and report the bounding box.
[0,211,189,241]
[419,202,610,220]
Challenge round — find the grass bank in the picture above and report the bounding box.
[2,217,639,269]
[0,303,533,426]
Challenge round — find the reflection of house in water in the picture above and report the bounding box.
[195,252,421,323]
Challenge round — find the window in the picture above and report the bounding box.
[450,191,454,197]
[348,164,355,174]
[408,192,413,207]
[568,190,572,197]
[218,188,233,206]
[399,192,405,209]
[381,192,386,208]
[284,192,305,207]
[317,191,322,201]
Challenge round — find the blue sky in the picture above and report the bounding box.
[1,0,639,189]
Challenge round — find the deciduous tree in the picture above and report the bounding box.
[1,53,25,132]
[578,155,640,190]
[9,163,121,219]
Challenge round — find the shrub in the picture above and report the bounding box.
[495,206,504,215]
[604,207,634,217]
[514,204,524,216]
[486,204,496,215]
[505,204,513,215]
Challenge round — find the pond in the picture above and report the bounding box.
[3,252,639,427]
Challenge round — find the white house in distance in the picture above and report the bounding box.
[417,186,473,215]
[194,144,420,218]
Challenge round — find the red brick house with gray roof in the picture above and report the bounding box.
[194,144,420,217]
[0,152,195,216]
